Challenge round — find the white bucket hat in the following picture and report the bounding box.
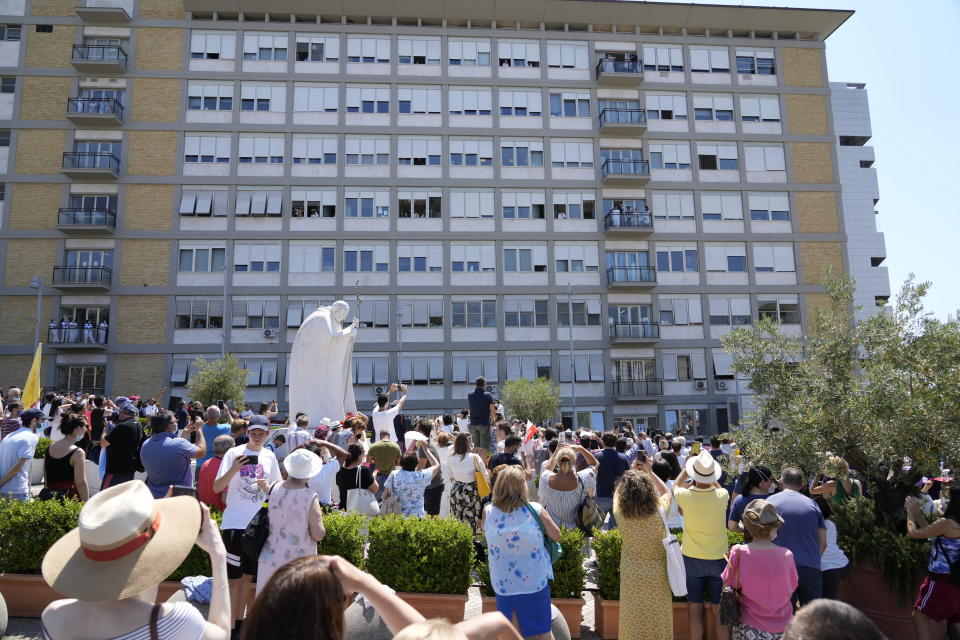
[283,448,324,479]
[685,449,722,483]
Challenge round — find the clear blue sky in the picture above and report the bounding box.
[654,0,959,319]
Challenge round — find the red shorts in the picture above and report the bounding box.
[914,574,960,624]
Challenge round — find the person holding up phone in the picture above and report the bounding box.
[140,410,206,499]
[212,419,281,638]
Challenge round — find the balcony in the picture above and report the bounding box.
[606,266,656,288]
[52,266,112,290]
[47,387,105,397]
[598,108,647,134]
[74,6,131,23]
[604,210,654,234]
[71,45,128,73]
[66,97,123,126]
[61,152,120,179]
[612,379,662,399]
[601,159,650,185]
[596,59,644,85]
[609,323,660,343]
[56,208,117,234]
[48,326,108,349]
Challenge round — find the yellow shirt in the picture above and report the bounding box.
[673,485,729,560]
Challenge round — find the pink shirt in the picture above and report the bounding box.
[721,545,798,633]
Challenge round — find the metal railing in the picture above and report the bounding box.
[71,44,128,67]
[612,379,663,397]
[48,326,109,344]
[598,108,646,127]
[62,152,120,173]
[57,208,117,227]
[601,159,650,179]
[606,266,656,285]
[52,266,113,285]
[609,323,660,340]
[47,388,105,398]
[596,59,642,77]
[67,97,124,118]
[604,210,653,230]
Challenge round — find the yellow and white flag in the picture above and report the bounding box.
[22,342,42,408]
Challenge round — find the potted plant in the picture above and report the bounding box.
[591,529,621,639]
[548,527,585,637]
[366,515,474,622]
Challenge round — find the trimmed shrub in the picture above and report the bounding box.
[549,527,585,599]
[593,529,622,600]
[317,511,366,569]
[367,516,474,594]
[0,498,83,574]
[33,438,52,460]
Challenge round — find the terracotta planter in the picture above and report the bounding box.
[0,573,60,617]
[592,593,619,639]
[552,597,583,638]
[480,595,497,614]
[396,592,468,623]
[838,561,919,640]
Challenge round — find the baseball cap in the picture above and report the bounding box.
[248,415,269,428]
[115,396,129,405]
[20,408,45,425]
[119,403,138,415]
[742,499,784,527]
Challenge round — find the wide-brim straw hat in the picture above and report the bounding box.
[685,450,722,483]
[42,481,200,602]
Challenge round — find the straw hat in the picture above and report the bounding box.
[283,448,324,480]
[685,450,722,483]
[42,481,200,601]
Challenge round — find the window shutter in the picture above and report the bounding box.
[688,298,703,324]
[713,350,734,377]
[520,356,536,380]
[483,356,498,382]
[452,356,466,382]
[246,359,262,386]
[179,190,197,214]
[287,302,303,327]
[705,246,726,271]
[375,301,389,326]
[764,146,785,171]
[674,300,689,325]
[690,49,709,70]
[589,354,604,382]
[574,354,590,381]
[558,355,572,382]
[374,358,388,384]
[232,301,247,327]
[399,357,412,382]
[662,355,678,380]
[170,360,189,384]
[773,245,795,272]
[691,351,707,379]
[429,356,443,380]
[745,146,765,171]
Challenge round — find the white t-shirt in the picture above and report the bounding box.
[372,405,402,441]
[307,458,340,505]
[447,452,486,483]
[215,445,282,530]
[821,520,849,571]
[143,404,159,417]
[456,417,469,432]
[0,427,38,496]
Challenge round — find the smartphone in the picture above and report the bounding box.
[171,485,197,499]
[217,400,225,410]
[244,454,259,466]
[691,441,702,455]
[636,451,648,464]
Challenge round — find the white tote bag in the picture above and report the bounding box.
[346,466,380,517]
[658,506,688,597]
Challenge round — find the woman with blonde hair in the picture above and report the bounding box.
[482,465,561,640]
[614,461,674,639]
[538,444,598,529]
[811,456,863,505]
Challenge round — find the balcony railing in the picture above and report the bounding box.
[598,108,646,128]
[612,379,663,398]
[596,58,642,77]
[609,323,660,340]
[52,266,112,286]
[601,159,650,179]
[606,266,656,285]
[604,210,654,231]
[71,44,128,67]
[48,326,109,345]
[57,208,117,228]
[67,97,124,118]
[62,152,120,174]
[47,388,106,398]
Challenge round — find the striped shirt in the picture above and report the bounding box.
[43,602,207,640]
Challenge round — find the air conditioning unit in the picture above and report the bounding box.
[263,329,279,338]
[716,380,729,391]
[694,380,707,391]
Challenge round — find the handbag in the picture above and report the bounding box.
[346,466,380,517]
[576,477,604,535]
[241,482,277,560]
[719,547,742,626]
[473,454,491,499]
[657,506,688,597]
[380,471,403,516]
[525,502,562,564]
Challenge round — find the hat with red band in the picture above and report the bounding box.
[42,481,200,601]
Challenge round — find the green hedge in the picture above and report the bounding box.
[366,516,474,594]
[317,511,366,569]
[0,498,83,573]
[33,438,52,460]
[166,509,222,581]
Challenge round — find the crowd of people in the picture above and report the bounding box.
[0,381,957,640]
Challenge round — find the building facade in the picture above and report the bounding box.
[0,0,878,434]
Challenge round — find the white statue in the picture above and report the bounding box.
[288,300,359,423]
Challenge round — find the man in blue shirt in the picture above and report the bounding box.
[140,410,206,497]
[195,405,230,480]
[467,376,495,458]
[767,466,827,607]
[594,431,630,529]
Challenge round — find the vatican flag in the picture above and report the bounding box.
[22,342,42,408]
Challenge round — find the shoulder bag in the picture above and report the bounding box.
[241,482,278,559]
[346,466,380,517]
[474,454,491,498]
[719,546,742,625]
[576,476,604,535]
[525,502,562,564]
[657,504,688,597]
[380,470,403,516]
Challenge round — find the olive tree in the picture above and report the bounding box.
[186,354,248,410]
[499,377,561,426]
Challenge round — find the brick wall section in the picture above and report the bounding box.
[20,76,72,120]
[131,78,181,122]
[24,26,75,68]
[800,241,844,285]
[15,129,67,174]
[4,239,58,287]
[135,28,183,71]
[0,297,54,346]
[119,240,170,286]
[790,142,835,184]
[9,183,62,230]
[127,131,178,176]
[114,296,167,344]
[124,184,174,230]
[29,0,75,16]
[805,293,832,318]
[785,94,828,136]
[781,47,824,87]
[140,0,186,19]
[112,354,166,397]
[796,191,840,234]
[0,355,51,388]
